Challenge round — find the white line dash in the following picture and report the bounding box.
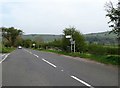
[61,70,64,72]
[34,54,39,58]
[71,75,94,88]
[29,52,32,54]
[42,58,57,68]
[33,54,36,55]
[0,53,10,63]
[36,55,39,58]
[2,54,5,57]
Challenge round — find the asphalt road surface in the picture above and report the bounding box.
[2,48,118,87]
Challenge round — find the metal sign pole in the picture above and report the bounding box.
[74,41,75,53]
[71,43,72,52]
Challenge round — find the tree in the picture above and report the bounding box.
[34,36,43,48]
[62,27,86,52]
[105,1,120,43]
[23,39,32,48]
[1,27,23,47]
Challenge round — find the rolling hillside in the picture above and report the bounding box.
[84,31,117,45]
[22,31,118,45]
[22,34,63,42]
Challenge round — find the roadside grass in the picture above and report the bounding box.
[36,49,120,66]
[0,46,15,53]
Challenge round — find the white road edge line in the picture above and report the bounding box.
[0,53,10,63]
[42,58,57,68]
[71,75,94,88]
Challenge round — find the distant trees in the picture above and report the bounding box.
[22,39,32,48]
[1,27,23,47]
[48,39,62,49]
[105,1,120,42]
[62,27,86,52]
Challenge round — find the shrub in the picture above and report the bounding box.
[87,44,107,55]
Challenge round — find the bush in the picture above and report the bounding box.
[106,47,119,55]
[2,46,15,53]
[86,44,119,55]
[87,44,107,55]
[105,55,120,65]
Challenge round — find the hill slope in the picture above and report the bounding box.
[22,34,63,42]
[84,31,117,45]
[22,31,117,45]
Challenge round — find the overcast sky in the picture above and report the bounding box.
[0,0,118,34]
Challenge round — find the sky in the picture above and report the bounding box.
[0,0,118,34]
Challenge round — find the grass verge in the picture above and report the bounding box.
[0,47,15,53]
[37,49,120,66]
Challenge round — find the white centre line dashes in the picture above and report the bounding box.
[71,75,94,88]
[61,70,64,72]
[24,49,94,87]
[33,54,39,58]
[29,52,32,54]
[42,58,57,68]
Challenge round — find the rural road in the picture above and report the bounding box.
[2,48,119,87]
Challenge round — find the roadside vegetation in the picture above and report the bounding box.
[33,27,119,66]
[40,48,119,65]
[1,46,15,53]
[1,27,23,53]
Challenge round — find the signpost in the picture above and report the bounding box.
[66,35,75,53]
[33,43,35,48]
[66,35,71,39]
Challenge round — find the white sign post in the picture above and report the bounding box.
[65,35,75,53]
[33,43,35,48]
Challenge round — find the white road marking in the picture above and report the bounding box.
[36,55,39,58]
[2,54,5,57]
[23,49,27,51]
[0,53,10,63]
[24,49,39,58]
[71,75,94,88]
[61,70,64,72]
[33,54,36,56]
[29,52,32,54]
[42,58,57,68]
[23,48,93,88]
[33,54,39,58]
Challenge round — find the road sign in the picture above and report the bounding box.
[66,35,71,38]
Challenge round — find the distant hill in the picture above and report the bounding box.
[84,31,117,45]
[22,34,63,42]
[22,31,118,45]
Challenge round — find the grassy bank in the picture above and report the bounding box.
[37,49,120,66]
